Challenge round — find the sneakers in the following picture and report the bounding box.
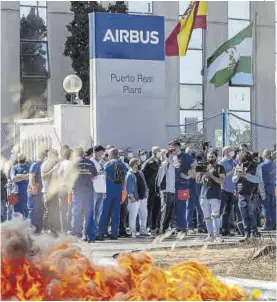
[187,229,197,235]
[139,233,150,237]
[197,228,207,234]
[150,230,157,238]
[131,233,137,239]
[96,235,104,241]
[213,236,224,243]
[203,235,214,242]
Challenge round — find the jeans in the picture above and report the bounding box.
[187,185,196,230]
[27,193,44,233]
[261,192,276,230]
[159,192,175,234]
[14,191,28,218]
[174,190,188,232]
[195,184,205,230]
[71,188,95,240]
[94,193,104,236]
[233,196,243,223]
[239,194,258,236]
[128,198,148,235]
[200,198,221,237]
[220,190,234,233]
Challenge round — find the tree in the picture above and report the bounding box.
[64,1,128,104]
[229,124,251,147]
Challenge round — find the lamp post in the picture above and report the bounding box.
[63,74,83,105]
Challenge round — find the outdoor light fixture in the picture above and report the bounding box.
[63,74,83,105]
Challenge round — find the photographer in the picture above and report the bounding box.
[233,151,261,239]
[196,150,226,242]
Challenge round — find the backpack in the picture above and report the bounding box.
[113,162,125,184]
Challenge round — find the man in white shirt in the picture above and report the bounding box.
[90,145,106,239]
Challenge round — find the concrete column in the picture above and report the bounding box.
[47,1,74,116]
[252,1,276,151]
[153,1,180,142]
[1,1,21,122]
[205,1,228,146]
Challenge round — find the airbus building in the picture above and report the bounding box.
[1,1,276,153]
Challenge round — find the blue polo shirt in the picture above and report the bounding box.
[260,160,276,194]
[29,160,43,194]
[219,157,235,193]
[105,159,128,191]
[10,163,30,193]
[72,157,97,191]
[175,152,194,190]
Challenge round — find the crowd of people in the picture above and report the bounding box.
[1,139,276,243]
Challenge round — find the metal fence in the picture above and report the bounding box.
[166,112,224,151]
[1,123,16,160]
[227,112,276,153]
[166,110,276,154]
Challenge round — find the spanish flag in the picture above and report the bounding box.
[166,1,207,56]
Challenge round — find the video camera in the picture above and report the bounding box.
[195,160,209,173]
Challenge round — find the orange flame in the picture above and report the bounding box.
[1,243,247,301]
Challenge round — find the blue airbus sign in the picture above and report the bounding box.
[89,13,165,61]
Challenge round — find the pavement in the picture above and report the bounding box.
[68,230,276,262]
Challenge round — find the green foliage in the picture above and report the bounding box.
[229,124,251,147]
[64,1,128,104]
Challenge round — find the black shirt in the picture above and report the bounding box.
[141,157,160,192]
[200,164,226,199]
[134,172,146,200]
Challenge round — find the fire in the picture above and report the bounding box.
[1,242,247,301]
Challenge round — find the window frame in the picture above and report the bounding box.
[127,1,153,15]
[20,1,49,117]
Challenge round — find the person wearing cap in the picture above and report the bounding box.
[170,139,194,235]
[126,158,148,238]
[10,153,30,218]
[219,146,237,236]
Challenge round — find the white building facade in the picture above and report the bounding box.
[1,1,276,154]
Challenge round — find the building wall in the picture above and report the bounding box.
[153,1,180,142]
[47,1,74,116]
[1,1,21,122]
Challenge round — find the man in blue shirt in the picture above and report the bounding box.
[98,148,128,240]
[10,154,30,218]
[69,148,97,242]
[170,139,194,234]
[27,149,46,233]
[260,150,276,230]
[219,146,236,236]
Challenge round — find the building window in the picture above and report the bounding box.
[127,1,152,14]
[20,1,49,118]
[179,1,203,134]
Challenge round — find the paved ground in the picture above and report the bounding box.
[68,230,276,262]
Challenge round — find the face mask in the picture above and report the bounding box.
[208,159,216,164]
[128,153,133,158]
[19,159,26,164]
[156,152,161,158]
[229,151,235,157]
[140,155,147,162]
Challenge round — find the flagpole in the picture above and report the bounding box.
[251,13,257,150]
[202,24,208,140]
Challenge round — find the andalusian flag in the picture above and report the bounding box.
[166,1,207,56]
[207,23,253,87]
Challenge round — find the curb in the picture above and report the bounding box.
[218,277,277,301]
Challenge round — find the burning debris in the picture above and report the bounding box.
[1,223,248,301]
